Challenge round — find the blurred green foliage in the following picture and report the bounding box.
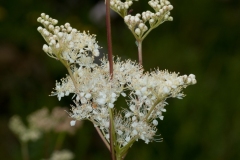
[0,0,240,159]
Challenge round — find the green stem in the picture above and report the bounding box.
[109,108,116,160]
[21,141,29,160]
[115,136,138,160]
[141,19,165,41]
[54,132,66,150]
[60,60,78,91]
[141,27,153,41]
[116,154,122,160]
[144,98,162,121]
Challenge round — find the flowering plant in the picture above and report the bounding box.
[37,0,196,159]
[9,107,80,160]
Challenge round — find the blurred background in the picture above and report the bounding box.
[1,0,240,159]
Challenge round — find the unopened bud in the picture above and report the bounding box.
[43,44,49,52]
[135,28,141,35]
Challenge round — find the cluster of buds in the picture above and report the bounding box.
[109,0,138,16]
[9,107,82,143]
[28,107,82,134]
[9,115,41,142]
[124,14,148,38]
[9,107,79,160]
[37,13,196,147]
[111,0,173,40]
[37,13,100,67]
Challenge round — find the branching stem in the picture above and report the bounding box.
[95,126,110,151]
[137,40,143,65]
[106,0,115,160]
[144,98,162,121]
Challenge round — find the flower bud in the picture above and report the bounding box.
[135,28,141,35]
[43,44,49,52]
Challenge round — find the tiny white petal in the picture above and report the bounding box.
[111,93,116,98]
[132,116,137,121]
[105,134,109,139]
[131,122,138,127]
[76,95,80,102]
[121,92,126,97]
[132,130,138,135]
[141,87,147,93]
[125,136,131,142]
[153,120,158,126]
[108,103,114,108]
[163,86,170,94]
[117,130,123,135]
[130,105,135,111]
[70,120,76,126]
[80,92,85,97]
[145,139,149,144]
[85,93,91,99]
[125,112,132,118]
[135,90,141,95]
[161,108,166,112]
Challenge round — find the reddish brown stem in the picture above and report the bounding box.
[106,1,115,160]
[137,40,142,65]
[106,0,113,79]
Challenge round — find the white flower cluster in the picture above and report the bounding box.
[38,14,196,147]
[112,69,196,146]
[9,107,82,143]
[111,0,173,39]
[28,107,82,134]
[9,116,41,142]
[37,13,100,66]
[110,0,138,16]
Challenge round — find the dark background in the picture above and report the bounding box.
[1,0,240,159]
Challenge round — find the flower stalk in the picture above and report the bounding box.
[106,0,113,79]
[106,0,115,159]
[21,142,29,160]
[136,40,143,65]
[95,126,110,151]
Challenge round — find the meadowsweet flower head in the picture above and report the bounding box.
[28,107,82,134]
[110,0,173,40]
[109,0,138,16]
[38,1,196,157]
[9,115,41,142]
[37,13,100,67]
[38,13,196,147]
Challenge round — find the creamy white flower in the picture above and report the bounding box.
[37,13,100,68]
[152,119,158,126]
[9,116,42,142]
[38,12,197,148]
[110,0,138,17]
[112,0,173,39]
